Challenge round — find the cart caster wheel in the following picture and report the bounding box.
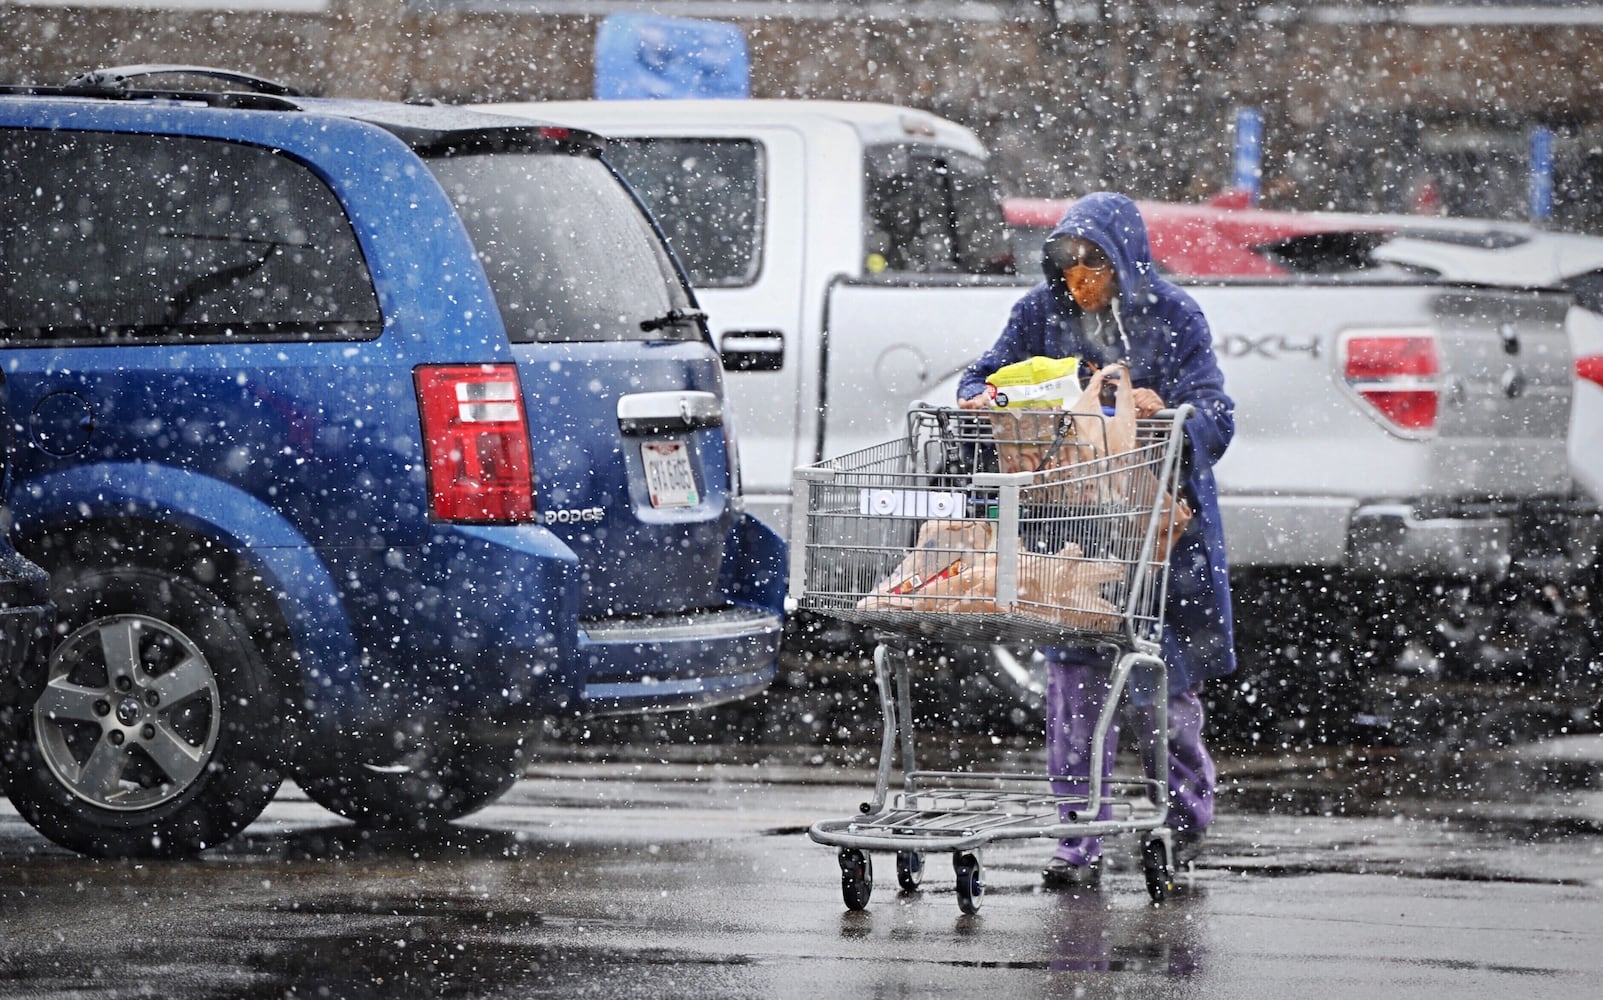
[953,852,984,914]
[839,848,873,911]
[1142,837,1174,903]
[896,850,925,892]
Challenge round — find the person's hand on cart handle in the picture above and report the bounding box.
[958,392,991,410]
[1133,387,1165,419]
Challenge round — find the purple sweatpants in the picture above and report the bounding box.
[1046,658,1215,865]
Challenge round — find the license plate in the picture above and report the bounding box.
[642,439,699,508]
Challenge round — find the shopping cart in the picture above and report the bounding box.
[786,403,1193,914]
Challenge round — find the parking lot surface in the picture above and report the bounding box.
[3,734,1602,999]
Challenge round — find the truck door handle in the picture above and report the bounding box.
[719,330,785,372]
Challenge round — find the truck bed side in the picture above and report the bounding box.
[862,277,1572,575]
[820,275,1025,463]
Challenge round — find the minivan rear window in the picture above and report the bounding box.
[0,130,382,344]
[426,151,698,343]
[1567,269,1603,313]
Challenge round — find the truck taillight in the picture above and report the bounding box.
[1340,330,1440,433]
[1578,355,1603,390]
[415,364,534,523]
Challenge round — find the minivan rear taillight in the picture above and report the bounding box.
[1340,329,1440,434]
[415,365,534,523]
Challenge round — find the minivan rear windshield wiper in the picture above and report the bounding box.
[639,308,707,333]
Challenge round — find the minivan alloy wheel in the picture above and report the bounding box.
[1,566,281,858]
[37,613,220,811]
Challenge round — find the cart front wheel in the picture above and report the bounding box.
[1142,836,1174,903]
[839,848,873,911]
[953,852,984,914]
[896,850,924,892]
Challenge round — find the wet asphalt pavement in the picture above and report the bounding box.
[3,710,1603,999]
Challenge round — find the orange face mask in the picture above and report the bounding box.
[1065,264,1115,312]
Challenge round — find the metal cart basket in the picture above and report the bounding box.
[786,404,1193,914]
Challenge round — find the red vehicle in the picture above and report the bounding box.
[1004,193,1389,279]
[1008,192,1603,672]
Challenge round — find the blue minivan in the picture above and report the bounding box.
[0,67,784,857]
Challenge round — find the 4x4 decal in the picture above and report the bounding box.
[1214,333,1322,360]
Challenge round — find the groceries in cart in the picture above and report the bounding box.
[856,517,1123,632]
[830,356,1191,640]
[788,394,1198,913]
[982,355,1135,472]
[986,356,1188,546]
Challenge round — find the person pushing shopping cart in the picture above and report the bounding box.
[957,191,1238,890]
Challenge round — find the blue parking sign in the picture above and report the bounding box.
[594,13,750,100]
[1233,107,1263,204]
[1529,126,1554,222]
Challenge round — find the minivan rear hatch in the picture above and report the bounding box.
[422,140,736,618]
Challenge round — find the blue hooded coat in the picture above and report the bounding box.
[957,192,1237,694]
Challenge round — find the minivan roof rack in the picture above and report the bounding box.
[0,70,605,152]
[68,65,303,97]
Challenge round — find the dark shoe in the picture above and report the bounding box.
[1173,830,1205,866]
[1041,856,1102,890]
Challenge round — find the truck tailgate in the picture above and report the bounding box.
[1202,282,1571,501]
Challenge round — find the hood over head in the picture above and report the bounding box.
[1042,192,1157,314]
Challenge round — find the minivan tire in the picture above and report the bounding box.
[0,567,281,858]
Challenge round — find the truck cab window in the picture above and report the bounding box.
[863,144,1012,276]
[947,153,1014,275]
[600,137,764,288]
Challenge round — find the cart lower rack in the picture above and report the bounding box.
[787,405,1193,914]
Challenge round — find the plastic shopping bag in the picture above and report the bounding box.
[858,519,994,608]
[1065,363,1136,460]
[985,361,1137,478]
[1016,543,1124,632]
[860,523,1125,634]
[984,356,1087,476]
[1150,483,1194,563]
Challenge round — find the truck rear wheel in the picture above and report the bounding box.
[1214,570,1367,748]
[1,567,281,857]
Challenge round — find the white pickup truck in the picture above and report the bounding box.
[484,98,1590,737]
[486,99,1020,535]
